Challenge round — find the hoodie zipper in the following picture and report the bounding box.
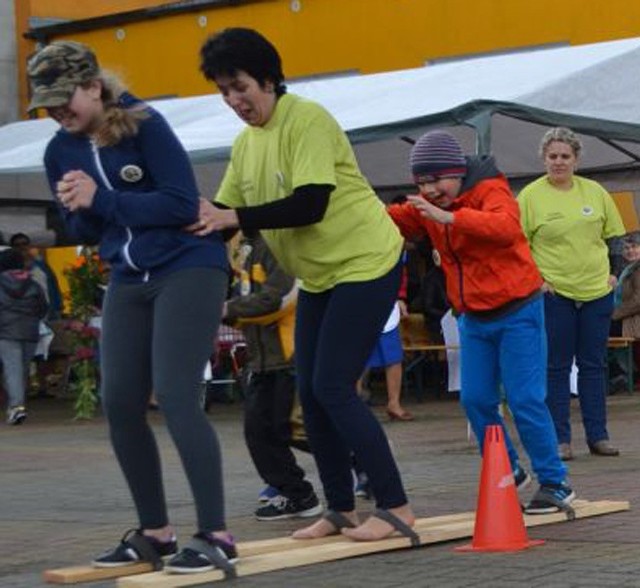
[90,141,150,282]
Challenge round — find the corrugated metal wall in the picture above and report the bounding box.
[15,0,640,114]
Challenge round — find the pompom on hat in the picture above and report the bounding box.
[410,130,467,182]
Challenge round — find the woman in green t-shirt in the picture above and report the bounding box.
[519,127,625,461]
[191,28,415,544]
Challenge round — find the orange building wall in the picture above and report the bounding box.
[15,0,640,114]
[27,0,175,19]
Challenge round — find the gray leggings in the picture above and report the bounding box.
[101,267,227,532]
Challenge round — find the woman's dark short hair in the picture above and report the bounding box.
[200,28,287,96]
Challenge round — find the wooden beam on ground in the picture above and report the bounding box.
[238,510,474,557]
[116,500,629,588]
[44,563,153,584]
[43,511,475,584]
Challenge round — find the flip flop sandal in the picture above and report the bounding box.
[372,508,421,547]
[324,509,357,533]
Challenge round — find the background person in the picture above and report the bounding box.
[28,40,235,574]
[359,296,413,421]
[224,233,322,521]
[0,249,48,425]
[388,130,574,515]
[612,231,640,383]
[10,233,63,397]
[519,127,625,461]
[195,28,415,543]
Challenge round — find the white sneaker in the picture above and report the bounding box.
[7,406,27,425]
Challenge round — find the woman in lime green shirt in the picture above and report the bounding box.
[192,28,415,544]
[519,127,625,461]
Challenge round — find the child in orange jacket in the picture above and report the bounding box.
[387,130,575,515]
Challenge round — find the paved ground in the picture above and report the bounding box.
[1,389,639,588]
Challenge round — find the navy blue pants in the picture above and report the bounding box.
[544,291,613,445]
[295,259,408,512]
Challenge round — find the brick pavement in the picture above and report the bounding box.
[1,392,639,588]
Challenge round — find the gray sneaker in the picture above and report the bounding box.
[524,482,576,515]
[7,406,27,426]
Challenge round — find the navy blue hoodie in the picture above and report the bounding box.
[44,93,229,283]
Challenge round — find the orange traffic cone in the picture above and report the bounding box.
[456,424,544,552]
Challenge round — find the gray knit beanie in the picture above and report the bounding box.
[410,130,467,180]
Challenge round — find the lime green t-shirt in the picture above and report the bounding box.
[215,93,403,293]
[518,175,625,301]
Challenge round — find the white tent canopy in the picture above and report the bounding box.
[3,36,640,196]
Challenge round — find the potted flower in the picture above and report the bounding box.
[63,247,107,419]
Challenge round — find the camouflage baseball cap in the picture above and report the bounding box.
[27,41,99,112]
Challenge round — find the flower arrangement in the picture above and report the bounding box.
[63,247,107,419]
[65,248,106,322]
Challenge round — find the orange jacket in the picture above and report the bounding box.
[388,173,542,314]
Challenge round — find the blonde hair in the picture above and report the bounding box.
[539,127,583,159]
[88,71,148,147]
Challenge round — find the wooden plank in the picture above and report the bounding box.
[43,511,476,584]
[117,500,629,588]
[403,344,452,352]
[608,336,635,348]
[44,563,153,584]
[238,510,475,557]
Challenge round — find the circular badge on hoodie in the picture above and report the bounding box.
[432,249,442,267]
[582,206,594,216]
[120,164,144,183]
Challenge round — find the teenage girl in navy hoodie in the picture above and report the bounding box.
[28,41,236,575]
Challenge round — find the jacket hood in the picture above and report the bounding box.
[459,155,502,193]
[0,270,32,299]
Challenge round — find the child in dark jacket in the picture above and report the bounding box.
[0,249,48,425]
[224,234,321,520]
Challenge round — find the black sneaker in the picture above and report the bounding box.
[524,482,576,515]
[165,532,237,574]
[513,465,531,493]
[255,493,323,521]
[92,529,177,568]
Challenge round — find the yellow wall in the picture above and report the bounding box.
[16,0,640,113]
[28,0,175,19]
[612,192,640,232]
[44,246,78,313]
